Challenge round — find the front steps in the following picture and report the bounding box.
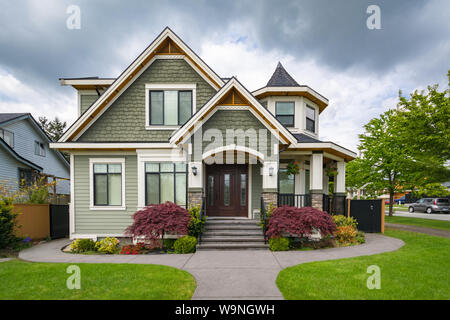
[197,217,268,250]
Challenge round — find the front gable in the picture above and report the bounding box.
[77,58,217,142]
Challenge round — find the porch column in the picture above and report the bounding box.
[310,152,324,210]
[296,160,306,194]
[188,161,203,207]
[334,161,346,196]
[261,161,278,209]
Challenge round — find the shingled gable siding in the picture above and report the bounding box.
[80,95,98,115]
[77,59,217,142]
[73,154,137,234]
[190,110,279,162]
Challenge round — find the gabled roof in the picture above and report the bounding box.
[59,27,225,142]
[170,77,298,146]
[267,62,300,87]
[293,133,322,143]
[59,77,115,90]
[0,137,42,171]
[0,113,28,125]
[0,113,69,167]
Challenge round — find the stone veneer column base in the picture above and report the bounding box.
[261,191,278,211]
[188,188,203,208]
[310,192,323,211]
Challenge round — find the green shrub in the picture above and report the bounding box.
[0,196,20,249]
[173,236,197,254]
[334,226,357,245]
[269,237,290,251]
[332,215,358,229]
[259,202,276,230]
[356,231,366,244]
[95,237,120,254]
[163,238,176,251]
[188,205,206,238]
[70,238,96,253]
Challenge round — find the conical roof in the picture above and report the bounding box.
[266,62,299,87]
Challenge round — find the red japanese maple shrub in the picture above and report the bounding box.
[125,202,190,246]
[266,206,336,238]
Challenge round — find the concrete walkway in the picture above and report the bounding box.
[385,223,450,238]
[18,234,404,300]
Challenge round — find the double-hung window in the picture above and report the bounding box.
[145,162,187,207]
[275,102,295,127]
[0,129,14,148]
[34,141,45,156]
[148,89,193,126]
[306,105,316,133]
[90,159,125,209]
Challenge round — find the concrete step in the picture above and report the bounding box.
[206,220,259,226]
[206,217,252,220]
[197,242,269,250]
[203,230,263,237]
[201,236,265,243]
[205,224,261,231]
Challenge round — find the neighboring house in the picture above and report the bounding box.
[0,113,70,194]
[52,27,356,239]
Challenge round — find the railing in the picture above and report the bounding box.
[278,194,311,208]
[260,197,267,244]
[198,196,206,244]
[323,194,346,215]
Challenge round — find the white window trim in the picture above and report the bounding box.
[145,83,196,130]
[89,158,126,211]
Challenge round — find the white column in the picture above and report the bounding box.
[310,153,323,191]
[297,160,306,194]
[335,161,346,194]
[262,161,278,190]
[188,161,203,189]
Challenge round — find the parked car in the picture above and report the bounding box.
[408,198,450,214]
[394,196,406,204]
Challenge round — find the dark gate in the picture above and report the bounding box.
[349,199,382,233]
[50,204,69,239]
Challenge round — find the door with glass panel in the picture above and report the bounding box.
[206,165,248,217]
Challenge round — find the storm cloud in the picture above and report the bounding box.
[0,0,449,150]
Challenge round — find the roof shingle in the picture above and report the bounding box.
[266,62,300,87]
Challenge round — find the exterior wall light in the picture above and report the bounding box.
[192,166,198,176]
[269,167,274,176]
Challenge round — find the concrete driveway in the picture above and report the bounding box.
[18,233,404,300]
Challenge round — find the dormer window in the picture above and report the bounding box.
[0,129,14,148]
[145,84,196,129]
[306,105,316,133]
[275,102,295,127]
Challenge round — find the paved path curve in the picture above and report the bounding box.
[19,234,404,300]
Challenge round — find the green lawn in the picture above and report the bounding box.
[0,260,196,300]
[276,229,450,300]
[392,205,409,212]
[386,215,450,231]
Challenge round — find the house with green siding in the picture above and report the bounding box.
[51,27,356,243]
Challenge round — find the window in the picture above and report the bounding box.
[145,162,187,207]
[0,129,14,148]
[90,159,125,209]
[279,168,295,194]
[276,102,295,127]
[240,174,247,206]
[34,141,45,157]
[306,105,316,132]
[149,90,192,126]
[18,168,32,187]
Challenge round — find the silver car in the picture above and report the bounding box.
[408,198,450,214]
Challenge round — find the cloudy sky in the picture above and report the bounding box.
[0,0,448,150]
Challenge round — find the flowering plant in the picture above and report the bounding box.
[286,161,300,176]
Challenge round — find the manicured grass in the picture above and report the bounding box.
[392,205,409,212]
[385,215,450,231]
[276,229,450,299]
[0,260,196,300]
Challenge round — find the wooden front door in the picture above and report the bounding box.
[206,165,248,217]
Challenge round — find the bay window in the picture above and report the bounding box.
[145,162,187,207]
[276,102,295,127]
[306,105,316,132]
